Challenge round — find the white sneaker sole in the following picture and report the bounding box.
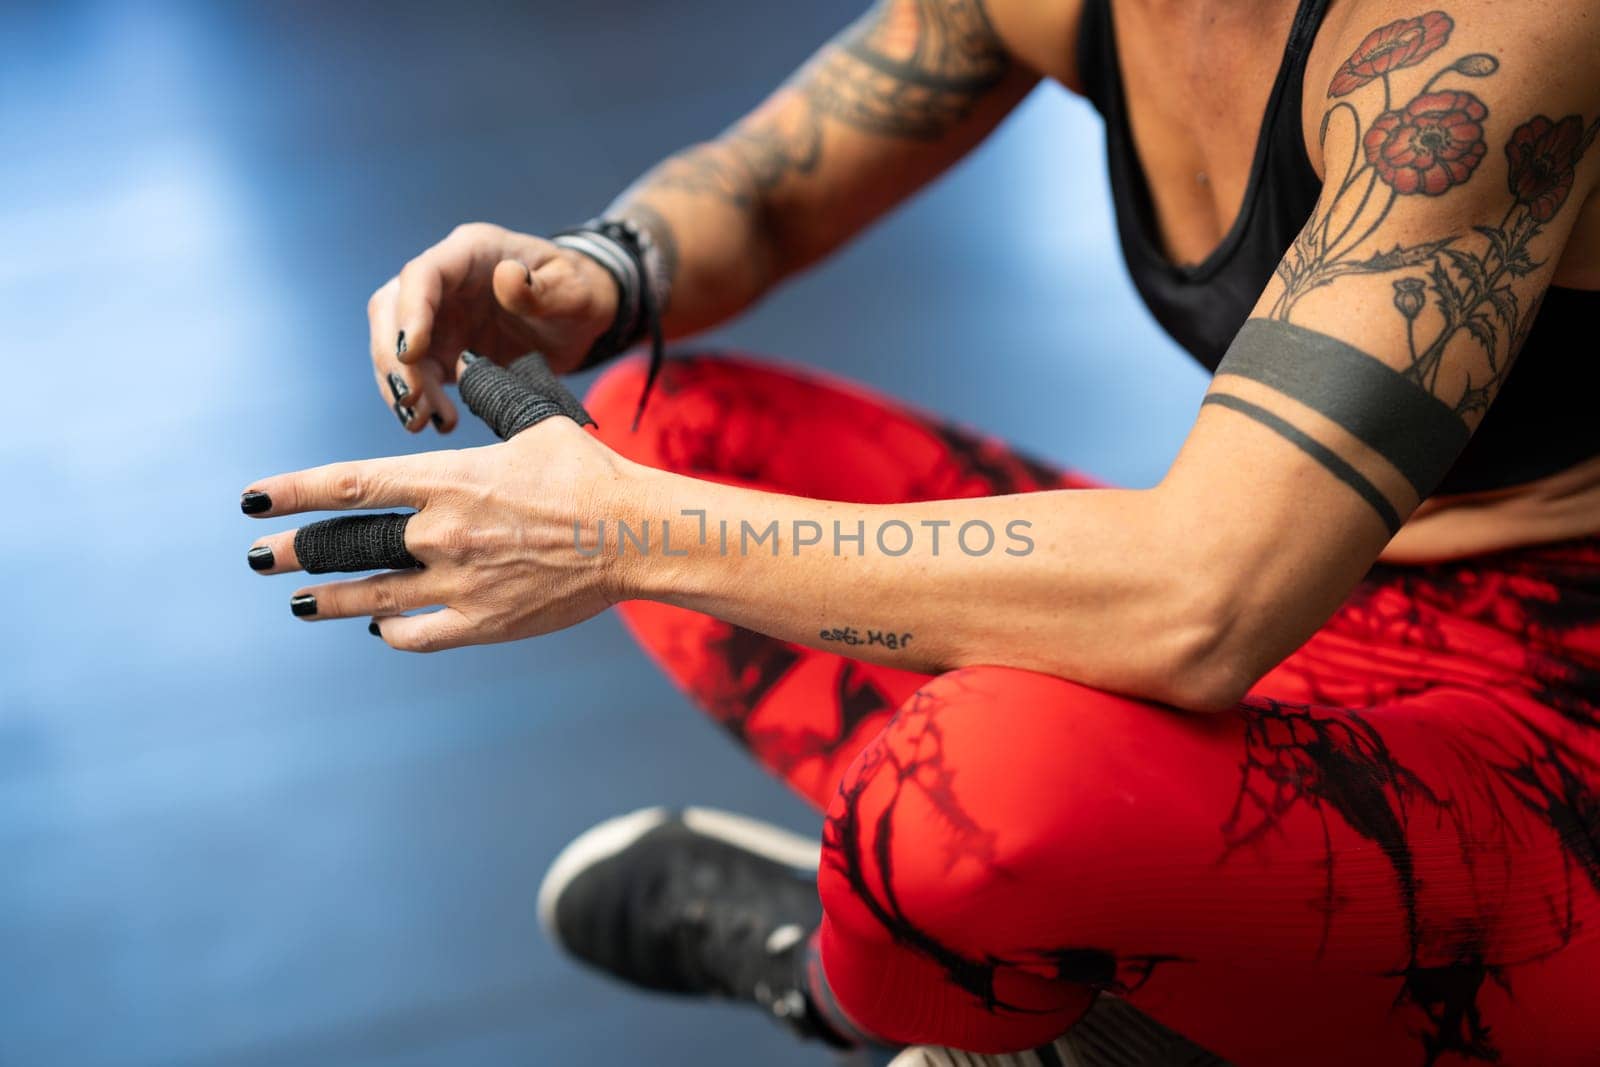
[888,995,1230,1066]
[536,806,822,944]
[887,1040,1080,1067]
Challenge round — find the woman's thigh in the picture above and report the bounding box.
[815,666,1600,1062]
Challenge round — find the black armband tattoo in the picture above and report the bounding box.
[1216,319,1469,500]
[1202,393,1403,534]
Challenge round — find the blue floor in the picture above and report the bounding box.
[0,3,1204,1065]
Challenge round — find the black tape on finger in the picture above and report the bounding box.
[294,513,422,574]
[457,351,595,441]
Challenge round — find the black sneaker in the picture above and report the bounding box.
[537,806,840,1040]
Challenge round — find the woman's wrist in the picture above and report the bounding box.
[593,460,706,606]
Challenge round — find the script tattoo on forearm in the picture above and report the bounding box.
[640,0,1010,210]
[820,625,915,651]
[1212,10,1596,529]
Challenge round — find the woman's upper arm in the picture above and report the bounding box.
[637,0,1039,273]
[1160,0,1600,688]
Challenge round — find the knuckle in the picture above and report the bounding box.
[404,513,440,554]
[397,628,438,653]
[438,521,483,559]
[450,221,493,243]
[547,254,578,284]
[369,582,402,617]
[328,469,366,506]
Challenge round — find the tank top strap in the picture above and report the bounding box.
[1073,0,1114,117]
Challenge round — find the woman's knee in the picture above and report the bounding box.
[814,670,1103,1047]
[817,665,1239,969]
[817,669,1144,957]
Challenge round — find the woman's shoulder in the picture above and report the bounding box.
[980,0,1092,93]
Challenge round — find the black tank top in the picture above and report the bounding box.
[1075,0,1600,495]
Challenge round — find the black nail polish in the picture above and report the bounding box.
[290,594,317,618]
[393,399,416,426]
[241,491,271,515]
[248,546,274,571]
[396,330,408,357]
[387,371,411,402]
[368,621,382,637]
[430,412,445,429]
[461,349,483,366]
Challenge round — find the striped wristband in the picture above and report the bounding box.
[551,217,668,429]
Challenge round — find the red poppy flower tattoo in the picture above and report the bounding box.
[1506,114,1589,222]
[1273,10,1600,419]
[1328,10,1454,97]
[1364,90,1489,196]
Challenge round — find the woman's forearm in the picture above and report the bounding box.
[603,0,1035,341]
[605,463,1245,711]
[608,169,782,340]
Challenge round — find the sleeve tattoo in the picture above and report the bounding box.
[639,0,1012,210]
[1209,9,1597,529]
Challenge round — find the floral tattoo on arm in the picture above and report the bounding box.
[1272,10,1599,418]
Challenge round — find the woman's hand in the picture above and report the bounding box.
[370,222,618,434]
[242,417,639,651]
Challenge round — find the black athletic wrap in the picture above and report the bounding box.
[458,351,595,440]
[552,218,665,431]
[294,513,421,574]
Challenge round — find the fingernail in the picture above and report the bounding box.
[290,594,318,617]
[393,399,416,426]
[241,491,271,515]
[247,546,275,571]
[387,371,411,402]
[461,350,483,366]
[396,330,408,357]
[430,412,445,429]
[368,621,382,637]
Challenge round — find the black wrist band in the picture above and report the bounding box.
[552,218,665,431]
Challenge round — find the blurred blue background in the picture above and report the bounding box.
[0,2,1204,1064]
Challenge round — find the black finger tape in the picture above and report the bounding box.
[294,513,421,574]
[458,352,595,440]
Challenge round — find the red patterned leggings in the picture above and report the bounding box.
[585,353,1600,1066]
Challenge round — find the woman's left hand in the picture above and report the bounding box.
[242,417,636,651]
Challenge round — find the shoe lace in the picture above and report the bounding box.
[666,859,782,998]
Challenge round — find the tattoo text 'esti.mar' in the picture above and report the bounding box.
[821,625,915,651]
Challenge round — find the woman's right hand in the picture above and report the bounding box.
[368,222,619,433]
